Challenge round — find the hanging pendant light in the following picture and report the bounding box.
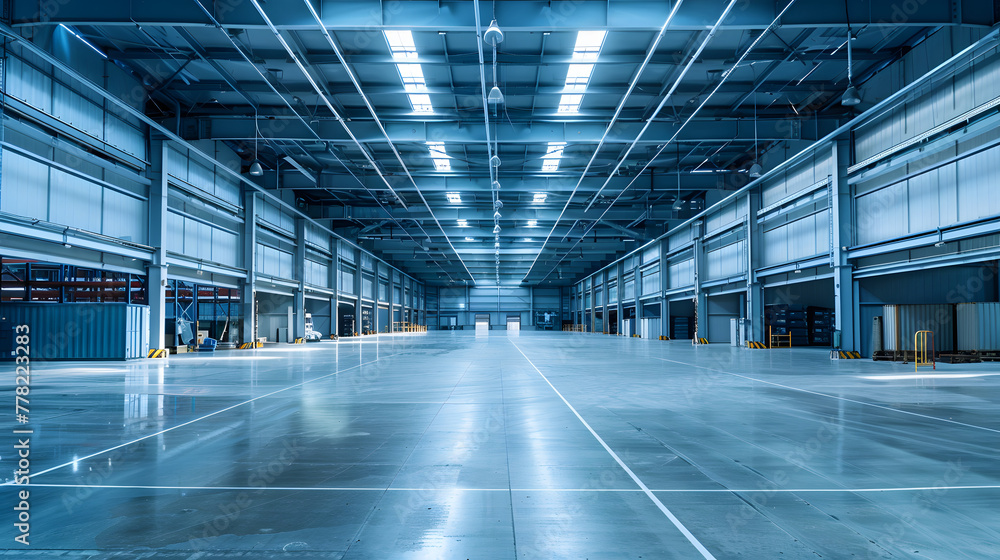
[492,180,501,191]
[483,20,504,46]
[748,98,762,178]
[490,155,501,168]
[842,84,861,107]
[488,85,505,104]
[842,32,862,106]
[493,224,502,234]
[248,111,264,176]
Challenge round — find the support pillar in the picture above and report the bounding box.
[746,191,764,343]
[832,141,856,351]
[241,191,258,344]
[693,221,708,340]
[331,239,340,337]
[293,219,306,339]
[147,139,169,350]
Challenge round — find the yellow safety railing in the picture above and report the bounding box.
[914,330,935,371]
[391,322,427,333]
[768,326,791,348]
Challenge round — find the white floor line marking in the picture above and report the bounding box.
[19,483,1000,493]
[2,358,381,487]
[510,342,717,560]
[653,357,1000,435]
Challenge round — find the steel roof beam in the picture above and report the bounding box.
[186,117,817,145]
[16,0,994,29]
[104,49,901,65]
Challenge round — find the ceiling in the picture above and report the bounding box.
[12,0,996,286]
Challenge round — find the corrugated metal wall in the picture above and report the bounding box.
[956,302,1000,351]
[882,304,955,352]
[4,43,147,161]
[0,303,148,360]
[853,143,1000,245]
[762,210,830,266]
[1,130,149,245]
[668,257,695,289]
[256,243,295,279]
[761,151,833,207]
[305,259,330,288]
[855,47,1000,162]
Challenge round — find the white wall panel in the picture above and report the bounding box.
[52,82,103,139]
[668,228,692,251]
[761,151,832,207]
[5,55,53,112]
[48,167,102,233]
[668,258,694,289]
[102,190,146,243]
[166,212,184,253]
[305,223,329,249]
[305,260,329,288]
[212,230,239,267]
[762,210,829,266]
[706,241,745,280]
[0,151,49,218]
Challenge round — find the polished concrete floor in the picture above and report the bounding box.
[2,331,999,559]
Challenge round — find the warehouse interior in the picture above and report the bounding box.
[1,0,1000,557]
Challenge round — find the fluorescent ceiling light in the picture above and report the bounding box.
[446,192,461,203]
[558,31,606,114]
[527,219,538,227]
[457,219,468,227]
[428,141,451,171]
[558,94,583,113]
[541,142,565,172]
[532,193,548,203]
[523,238,533,242]
[386,30,433,113]
[385,30,418,59]
[464,237,475,242]
[573,30,607,60]
[565,64,595,91]
[408,93,434,113]
[60,24,107,59]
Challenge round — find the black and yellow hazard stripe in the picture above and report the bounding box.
[293,338,305,344]
[147,349,166,358]
[697,337,709,345]
[746,341,767,349]
[838,350,862,359]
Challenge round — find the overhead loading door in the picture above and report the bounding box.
[640,318,658,340]
[506,314,520,333]
[475,313,490,335]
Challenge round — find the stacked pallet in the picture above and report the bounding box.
[670,316,693,339]
[766,305,809,346]
[809,307,833,346]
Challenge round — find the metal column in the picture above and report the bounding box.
[147,140,169,350]
[832,141,856,351]
[693,221,708,340]
[293,219,306,339]
[746,191,764,343]
[241,191,258,344]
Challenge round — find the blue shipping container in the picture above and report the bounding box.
[0,303,149,360]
